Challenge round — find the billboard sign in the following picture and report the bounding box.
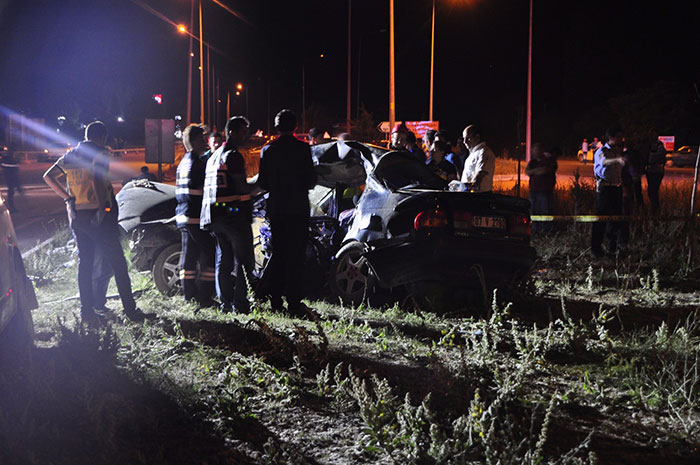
[658,136,674,153]
[377,121,439,140]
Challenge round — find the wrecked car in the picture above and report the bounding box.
[0,194,38,368]
[323,147,536,305]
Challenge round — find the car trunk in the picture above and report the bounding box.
[366,190,535,288]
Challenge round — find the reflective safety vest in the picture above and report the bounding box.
[201,145,252,227]
[175,151,207,226]
[63,142,112,210]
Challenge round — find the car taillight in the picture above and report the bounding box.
[509,214,531,236]
[453,210,473,230]
[414,209,448,230]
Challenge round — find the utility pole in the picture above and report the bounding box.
[429,0,435,121]
[186,0,194,123]
[346,0,352,134]
[389,0,396,134]
[198,0,205,124]
[526,0,533,162]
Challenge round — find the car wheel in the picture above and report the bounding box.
[152,243,182,296]
[329,241,375,305]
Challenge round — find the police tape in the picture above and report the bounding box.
[530,214,700,222]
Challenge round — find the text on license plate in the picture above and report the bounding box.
[473,215,505,229]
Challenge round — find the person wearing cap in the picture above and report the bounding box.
[390,123,410,150]
[307,127,324,145]
[258,109,317,317]
[201,116,261,313]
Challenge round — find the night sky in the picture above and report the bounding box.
[1,0,699,152]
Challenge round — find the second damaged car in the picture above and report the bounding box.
[314,142,536,306]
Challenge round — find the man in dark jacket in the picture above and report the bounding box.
[645,128,667,215]
[201,116,260,313]
[258,109,316,316]
[176,124,216,306]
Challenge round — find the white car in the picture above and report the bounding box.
[0,195,37,368]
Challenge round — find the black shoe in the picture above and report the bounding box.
[124,307,146,322]
[220,303,234,314]
[270,297,285,313]
[591,248,605,259]
[287,302,318,320]
[81,309,104,325]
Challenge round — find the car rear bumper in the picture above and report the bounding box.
[364,236,536,288]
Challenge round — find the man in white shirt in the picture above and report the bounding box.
[460,124,495,192]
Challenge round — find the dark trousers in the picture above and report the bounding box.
[3,169,21,211]
[529,191,553,235]
[268,215,309,308]
[179,224,216,302]
[210,216,254,311]
[92,251,113,309]
[71,209,135,313]
[646,171,664,214]
[591,186,623,254]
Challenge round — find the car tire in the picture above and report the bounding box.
[329,241,375,306]
[152,243,182,296]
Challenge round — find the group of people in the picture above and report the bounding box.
[176,109,315,317]
[42,109,317,323]
[388,123,496,193]
[589,127,668,257]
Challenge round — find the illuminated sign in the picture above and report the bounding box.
[658,136,674,152]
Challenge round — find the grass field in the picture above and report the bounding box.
[2,186,700,464]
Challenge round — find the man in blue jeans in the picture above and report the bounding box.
[43,121,146,322]
[591,126,627,258]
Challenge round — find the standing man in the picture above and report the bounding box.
[461,124,495,192]
[591,126,626,258]
[580,138,589,164]
[525,142,557,235]
[43,121,145,322]
[201,116,259,313]
[206,130,223,159]
[258,110,316,316]
[176,124,216,306]
[1,144,22,212]
[646,128,667,215]
[446,136,468,178]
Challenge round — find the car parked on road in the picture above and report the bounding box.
[666,145,698,168]
[0,194,38,368]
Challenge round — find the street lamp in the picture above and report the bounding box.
[236,83,248,118]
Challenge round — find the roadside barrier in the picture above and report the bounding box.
[530,214,700,222]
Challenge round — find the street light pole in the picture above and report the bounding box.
[526,0,533,162]
[186,0,194,124]
[346,0,352,135]
[389,0,396,134]
[429,0,435,122]
[198,0,205,124]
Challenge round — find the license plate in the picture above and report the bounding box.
[473,215,505,229]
